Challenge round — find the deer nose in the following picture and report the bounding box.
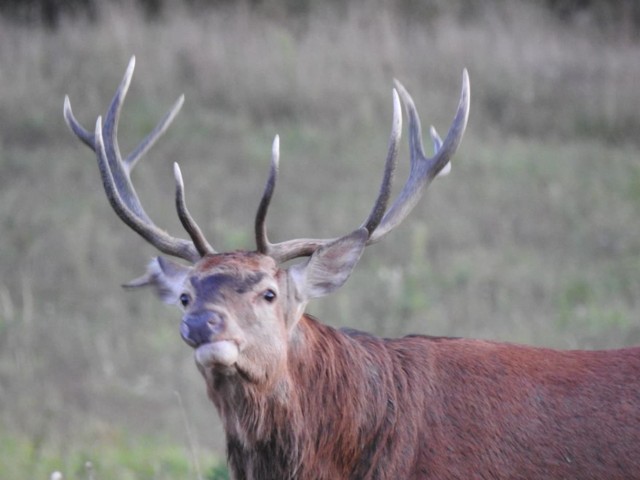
[180,310,224,348]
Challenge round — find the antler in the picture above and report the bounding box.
[64,56,213,263]
[65,59,469,266]
[254,69,470,263]
[254,88,402,263]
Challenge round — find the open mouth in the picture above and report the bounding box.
[195,340,239,368]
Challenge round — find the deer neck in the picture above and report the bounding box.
[208,314,394,478]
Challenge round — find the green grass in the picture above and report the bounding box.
[0,431,225,480]
[1,2,639,478]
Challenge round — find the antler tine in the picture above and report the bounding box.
[65,57,207,263]
[125,94,185,172]
[367,69,470,244]
[63,96,95,148]
[254,135,332,262]
[174,162,216,256]
[429,126,451,176]
[430,126,443,152]
[255,135,280,255]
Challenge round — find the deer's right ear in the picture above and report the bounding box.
[288,228,368,301]
[123,256,192,305]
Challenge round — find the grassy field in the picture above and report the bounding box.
[1,2,640,478]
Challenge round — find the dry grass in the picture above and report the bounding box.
[1,2,640,478]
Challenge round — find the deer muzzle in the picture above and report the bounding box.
[181,310,224,348]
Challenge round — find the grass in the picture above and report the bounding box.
[1,2,639,478]
[0,430,226,480]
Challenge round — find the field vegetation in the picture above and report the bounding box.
[1,1,639,478]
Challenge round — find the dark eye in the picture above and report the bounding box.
[262,289,277,303]
[179,293,191,308]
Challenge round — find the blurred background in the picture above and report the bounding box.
[1,0,639,478]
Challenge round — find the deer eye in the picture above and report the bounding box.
[262,289,277,303]
[179,293,191,308]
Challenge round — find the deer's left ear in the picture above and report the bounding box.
[123,256,192,305]
[288,228,368,301]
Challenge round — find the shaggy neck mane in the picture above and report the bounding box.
[212,314,406,480]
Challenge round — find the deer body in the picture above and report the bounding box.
[179,256,640,480]
[64,58,640,479]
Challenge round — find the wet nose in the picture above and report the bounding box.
[180,310,224,348]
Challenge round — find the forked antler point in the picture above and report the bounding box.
[174,162,216,257]
[65,57,204,263]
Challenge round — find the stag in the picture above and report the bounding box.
[64,57,640,479]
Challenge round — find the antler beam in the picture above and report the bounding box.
[253,70,470,263]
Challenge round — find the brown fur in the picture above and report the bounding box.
[198,313,640,479]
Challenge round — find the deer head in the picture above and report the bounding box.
[64,57,469,386]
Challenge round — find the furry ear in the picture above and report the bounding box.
[124,256,192,305]
[288,228,368,301]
